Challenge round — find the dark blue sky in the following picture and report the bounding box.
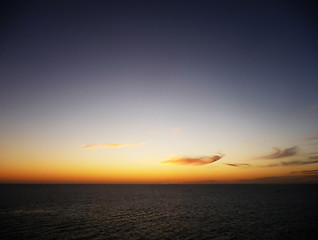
[1,0,317,108]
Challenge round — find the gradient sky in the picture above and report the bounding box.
[1,0,318,183]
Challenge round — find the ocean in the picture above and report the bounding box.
[1,184,317,239]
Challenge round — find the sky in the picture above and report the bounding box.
[1,0,318,183]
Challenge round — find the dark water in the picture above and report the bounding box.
[1,184,318,240]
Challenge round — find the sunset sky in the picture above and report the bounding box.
[1,0,317,183]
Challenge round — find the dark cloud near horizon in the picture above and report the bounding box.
[237,175,318,184]
[224,163,251,168]
[178,173,318,184]
[161,154,224,166]
[167,179,222,184]
[261,146,297,159]
[263,159,318,167]
[282,160,318,166]
[291,169,318,175]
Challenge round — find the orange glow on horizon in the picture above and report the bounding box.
[0,159,303,184]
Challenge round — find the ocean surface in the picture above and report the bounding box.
[0,184,318,239]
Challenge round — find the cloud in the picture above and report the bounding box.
[224,163,251,168]
[175,172,318,184]
[261,146,297,159]
[237,175,318,184]
[262,159,318,167]
[82,143,143,149]
[291,169,318,175]
[302,135,318,141]
[171,179,226,184]
[310,105,318,109]
[281,160,318,166]
[161,154,224,166]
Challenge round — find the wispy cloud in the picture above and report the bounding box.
[82,143,144,149]
[310,105,318,109]
[280,159,318,166]
[262,159,318,167]
[260,146,297,159]
[302,135,318,141]
[224,163,251,168]
[161,154,224,166]
[291,169,318,175]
